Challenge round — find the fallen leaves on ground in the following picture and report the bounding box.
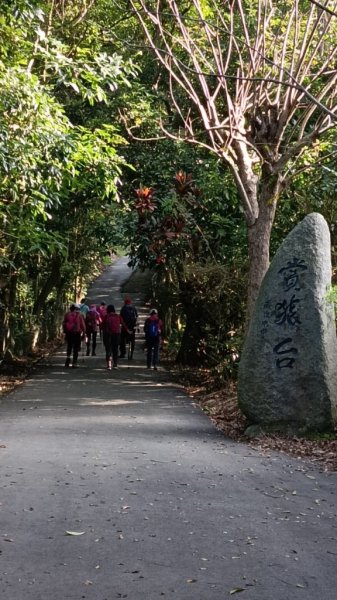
[169,363,337,472]
[0,339,62,397]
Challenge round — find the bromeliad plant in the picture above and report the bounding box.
[129,171,208,271]
[134,186,156,214]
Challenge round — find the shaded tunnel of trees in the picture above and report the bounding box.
[1,0,337,374]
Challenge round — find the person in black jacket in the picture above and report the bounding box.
[119,296,138,359]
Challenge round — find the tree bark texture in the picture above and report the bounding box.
[245,167,280,323]
[0,272,18,358]
[33,255,62,317]
[246,197,278,324]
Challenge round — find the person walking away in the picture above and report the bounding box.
[102,305,124,369]
[63,304,86,368]
[144,309,163,370]
[98,302,107,338]
[120,296,138,359]
[85,304,101,356]
[79,298,89,317]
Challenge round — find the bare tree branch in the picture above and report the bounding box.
[286,149,337,182]
[129,0,337,312]
[309,0,337,17]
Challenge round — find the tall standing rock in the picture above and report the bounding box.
[238,213,337,433]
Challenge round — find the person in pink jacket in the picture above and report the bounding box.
[63,304,86,368]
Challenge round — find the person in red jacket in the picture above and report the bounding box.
[63,304,86,368]
[144,308,163,370]
[102,305,125,370]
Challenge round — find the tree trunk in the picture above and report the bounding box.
[176,308,205,365]
[0,272,18,358]
[231,142,281,326]
[33,255,62,316]
[246,170,280,324]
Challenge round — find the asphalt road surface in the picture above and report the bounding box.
[1,258,337,600]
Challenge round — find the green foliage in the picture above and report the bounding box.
[123,144,246,270]
[0,67,71,270]
[326,286,337,318]
[121,155,247,368]
[36,41,139,105]
[0,0,139,357]
[272,141,337,266]
[124,155,245,272]
[151,260,246,371]
[175,263,246,370]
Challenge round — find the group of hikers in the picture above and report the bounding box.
[62,296,163,371]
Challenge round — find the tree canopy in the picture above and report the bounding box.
[0,0,138,356]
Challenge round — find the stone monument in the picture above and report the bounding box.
[238,212,337,433]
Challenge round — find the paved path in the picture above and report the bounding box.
[1,258,337,600]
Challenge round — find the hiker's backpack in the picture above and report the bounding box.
[121,305,137,329]
[105,313,121,334]
[146,318,159,338]
[65,311,81,333]
[98,305,107,319]
[86,310,97,332]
